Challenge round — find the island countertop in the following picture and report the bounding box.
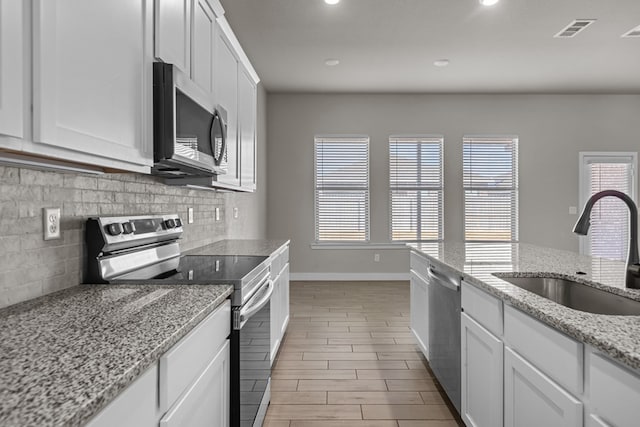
[0,283,233,427]
[185,238,290,257]
[408,241,640,370]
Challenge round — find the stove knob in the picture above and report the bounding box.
[106,223,123,236]
[174,218,182,228]
[122,222,134,234]
[164,219,176,229]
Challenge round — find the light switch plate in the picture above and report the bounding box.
[569,206,577,215]
[43,207,61,240]
[215,207,220,221]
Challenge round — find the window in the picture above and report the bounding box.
[389,136,443,241]
[463,136,519,242]
[314,136,370,242]
[579,152,637,261]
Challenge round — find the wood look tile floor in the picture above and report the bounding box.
[265,281,463,427]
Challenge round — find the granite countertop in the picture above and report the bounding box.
[408,241,640,370]
[0,283,233,427]
[186,239,290,257]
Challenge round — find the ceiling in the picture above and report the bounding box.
[219,0,640,93]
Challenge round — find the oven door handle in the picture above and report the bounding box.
[236,277,274,329]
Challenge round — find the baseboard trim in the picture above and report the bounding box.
[289,273,410,281]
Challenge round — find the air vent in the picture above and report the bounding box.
[554,19,596,38]
[622,24,640,38]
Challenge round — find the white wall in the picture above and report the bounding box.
[266,93,640,277]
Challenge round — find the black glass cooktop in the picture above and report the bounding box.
[119,255,269,284]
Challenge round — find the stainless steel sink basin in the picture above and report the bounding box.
[495,276,640,316]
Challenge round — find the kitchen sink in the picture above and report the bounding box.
[495,275,640,316]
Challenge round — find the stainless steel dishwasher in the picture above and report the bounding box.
[427,261,462,414]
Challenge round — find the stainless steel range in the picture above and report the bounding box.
[84,214,272,427]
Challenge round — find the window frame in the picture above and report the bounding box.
[388,134,444,243]
[578,151,637,257]
[314,134,371,244]
[463,135,519,243]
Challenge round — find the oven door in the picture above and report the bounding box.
[231,278,273,427]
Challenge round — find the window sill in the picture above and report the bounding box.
[310,243,410,250]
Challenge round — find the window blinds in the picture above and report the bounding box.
[389,136,443,241]
[587,159,634,261]
[315,136,370,242]
[463,136,519,242]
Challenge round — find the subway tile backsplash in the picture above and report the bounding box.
[0,165,263,308]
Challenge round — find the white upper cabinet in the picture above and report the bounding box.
[191,0,216,94]
[0,0,24,142]
[155,0,191,75]
[214,20,240,187]
[32,0,153,171]
[238,65,257,191]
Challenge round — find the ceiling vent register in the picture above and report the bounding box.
[622,24,640,38]
[554,19,596,38]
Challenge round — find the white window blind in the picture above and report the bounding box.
[581,154,636,261]
[389,136,443,242]
[315,136,370,242]
[463,136,519,242]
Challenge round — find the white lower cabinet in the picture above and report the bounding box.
[504,347,583,427]
[270,245,290,363]
[409,271,429,358]
[85,300,231,426]
[160,340,230,427]
[461,312,503,427]
[85,365,159,427]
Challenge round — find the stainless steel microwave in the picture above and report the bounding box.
[152,62,227,177]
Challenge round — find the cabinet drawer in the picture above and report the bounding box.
[159,300,230,411]
[410,251,430,282]
[590,352,640,427]
[504,305,583,395]
[461,281,503,337]
[160,340,230,427]
[270,245,289,280]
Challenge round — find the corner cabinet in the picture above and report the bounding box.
[30,0,153,172]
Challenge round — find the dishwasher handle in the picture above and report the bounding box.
[427,266,460,292]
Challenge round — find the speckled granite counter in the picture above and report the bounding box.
[186,239,290,257]
[408,241,640,370]
[0,283,233,427]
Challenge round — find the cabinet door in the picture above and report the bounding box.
[0,0,23,141]
[238,65,257,191]
[270,273,281,363]
[280,263,290,337]
[461,313,503,427]
[160,340,230,427]
[504,347,582,427]
[191,0,215,94]
[33,0,153,170]
[409,272,429,358]
[155,0,190,75]
[214,21,239,187]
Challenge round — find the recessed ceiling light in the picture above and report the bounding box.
[324,0,340,5]
[325,58,340,66]
[434,59,450,67]
[479,0,500,6]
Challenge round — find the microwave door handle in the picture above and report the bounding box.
[210,111,226,166]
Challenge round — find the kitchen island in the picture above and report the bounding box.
[409,241,640,427]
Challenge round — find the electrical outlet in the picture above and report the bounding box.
[187,207,194,224]
[233,207,239,219]
[43,207,61,240]
[374,253,380,262]
[569,206,577,215]
[215,207,220,221]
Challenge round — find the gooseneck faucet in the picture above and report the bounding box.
[573,190,640,289]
